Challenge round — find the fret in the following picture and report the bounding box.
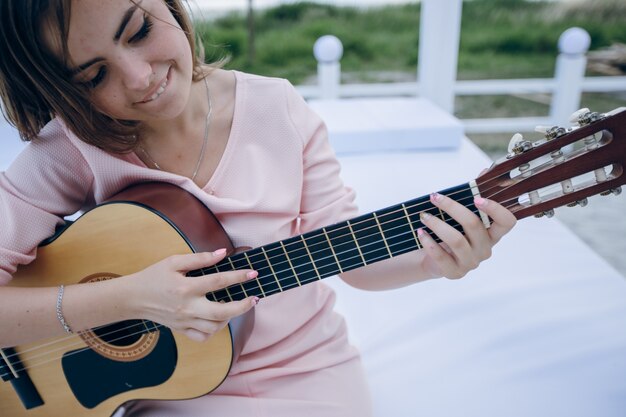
[281,235,320,285]
[264,242,301,291]
[247,249,281,297]
[438,207,446,221]
[206,291,219,302]
[301,231,339,278]
[243,252,254,270]
[300,235,322,282]
[378,203,419,257]
[224,286,234,302]
[346,220,367,265]
[347,220,367,265]
[239,284,249,298]
[214,263,235,301]
[243,252,266,298]
[404,195,433,228]
[324,222,362,271]
[322,228,343,273]
[280,241,301,286]
[349,215,389,266]
[210,253,262,302]
[402,203,421,249]
[373,213,393,257]
[261,247,283,291]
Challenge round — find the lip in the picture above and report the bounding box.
[137,67,171,104]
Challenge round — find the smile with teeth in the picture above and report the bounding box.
[143,79,168,103]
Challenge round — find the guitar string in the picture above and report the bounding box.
[0,176,588,378]
[10,179,556,378]
[0,216,470,368]
[0,192,472,364]
[2,174,568,372]
[0,216,478,378]
[1,185,531,369]
[1,131,611,373]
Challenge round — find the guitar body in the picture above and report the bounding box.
[1,183,237,417]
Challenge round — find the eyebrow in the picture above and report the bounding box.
[70,2,141,75]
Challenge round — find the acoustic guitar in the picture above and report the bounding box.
[1,108,625,416]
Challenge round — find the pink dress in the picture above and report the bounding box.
[0,71,373,416]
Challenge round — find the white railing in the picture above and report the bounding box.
[297,0,626,134]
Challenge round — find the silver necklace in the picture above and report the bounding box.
[139,76,212,181]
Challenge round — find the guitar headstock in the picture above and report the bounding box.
[476,108,626,220]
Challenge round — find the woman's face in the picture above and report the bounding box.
[64,0,193,123]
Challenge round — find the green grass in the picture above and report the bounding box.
[196,0,626,155]
[196,0,626,83]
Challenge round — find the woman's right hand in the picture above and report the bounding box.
[127,249,259,342]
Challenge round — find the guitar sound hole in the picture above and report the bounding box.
[93,320,144,347]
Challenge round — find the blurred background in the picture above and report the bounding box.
[188,0,625,149]
[186,0,626,275]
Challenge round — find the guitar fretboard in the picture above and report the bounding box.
[188,182,484,302]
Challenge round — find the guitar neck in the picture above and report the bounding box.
[189,182,487,302]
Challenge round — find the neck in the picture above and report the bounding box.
[140,78,208,148]
[189,181,490,303]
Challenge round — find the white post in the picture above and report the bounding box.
[418,0,462,113]
[550,27,591,126]
[314,35,343,100]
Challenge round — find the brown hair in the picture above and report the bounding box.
[0,0,213,153]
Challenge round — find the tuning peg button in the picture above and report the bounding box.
[569,108,590,124]
[567,199,588,207]
[535,125,567,140]
[600,187,622,196]
[534,209,555,219]
[507,133,524,153]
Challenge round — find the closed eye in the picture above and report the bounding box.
[84,66,107,89]
[129,14,153,43]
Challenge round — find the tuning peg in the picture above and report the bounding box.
[534,209,555,218]
[534,125,566,140]
[571,108,604,126]
[506,133,532,158]
[569,108,590,124]
[507,133,524,153]
[567,198,588,207]
[600,187,622,196]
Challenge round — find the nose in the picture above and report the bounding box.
[117,51,152,92]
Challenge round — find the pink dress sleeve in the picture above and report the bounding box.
[0,120,93,284]
[284,82,358,233]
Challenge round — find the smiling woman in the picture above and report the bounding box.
[0,0,210,153]
[0,1,516,416]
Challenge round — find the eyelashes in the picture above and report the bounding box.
[84,14,154,89]
[87,67,107,89]
[129,14,153,43]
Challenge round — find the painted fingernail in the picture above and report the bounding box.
[430,192,443,203]
[420,211,432,221]
[474,197,487,207]
[252,296,260,305]
[213,248,227,256]
[247,271,259,279]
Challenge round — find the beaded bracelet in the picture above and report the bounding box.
[56,285,73,334]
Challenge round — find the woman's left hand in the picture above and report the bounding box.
[417,192,517,280]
